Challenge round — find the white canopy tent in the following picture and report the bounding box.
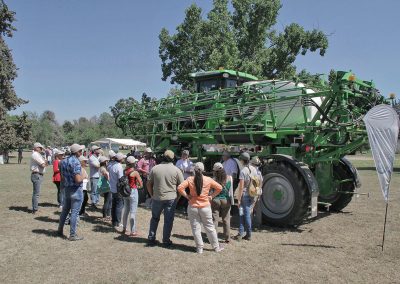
[91,138,146,150]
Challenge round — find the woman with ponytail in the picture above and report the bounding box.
[177,162,224,254]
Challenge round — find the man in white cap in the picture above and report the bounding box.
[108,152,126,230]
[30,142,47,214]
[57,143,85,241]
[89,145,102,207]
[147,150,184,247]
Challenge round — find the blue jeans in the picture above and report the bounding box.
[90,177,99,205]
[31,173,43,211]
[148,199,177,243]
[122,189,139,232]
[239,195,254,237]
[58,186,83,237]
[102,192,112,218]
[111,192,124,227]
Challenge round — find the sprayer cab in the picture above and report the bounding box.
[190,69,258,93]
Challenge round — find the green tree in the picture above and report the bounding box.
[159,0,328,88]
[0,1,31,160]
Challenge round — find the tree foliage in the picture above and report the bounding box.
[28,110,124,147]
[159,0,329,89]
[0,1,31,154]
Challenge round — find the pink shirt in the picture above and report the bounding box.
[137,158,156,176]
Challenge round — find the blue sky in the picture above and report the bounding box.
[6,0,400,122]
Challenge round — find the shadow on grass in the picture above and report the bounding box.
[114,234,196,253]
[9,206,31,213]
[172,233,194,241]
[38,202,59,208]
[281,243,341,249]
[35,216,59,223]
[32,229,64,239]
[79,215,110,226]
[92,224,114,233]
[114,234,148,244]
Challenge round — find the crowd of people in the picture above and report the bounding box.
[30,142,263,253]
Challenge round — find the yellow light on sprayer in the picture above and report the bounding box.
[389,93,396,99]
[349,74,356,81]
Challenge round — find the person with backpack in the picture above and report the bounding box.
[121,156,143,236]
[211,162,234,243]
[177,162,225,254]
[108,152,126,231]
[235,152,258,241]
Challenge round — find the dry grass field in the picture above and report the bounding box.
[1,153,399,283]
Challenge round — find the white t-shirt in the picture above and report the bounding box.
[30,151,46,174]
[176,159,193,179]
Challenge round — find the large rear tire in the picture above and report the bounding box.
[319,160,355,211]
[261,161,310,226]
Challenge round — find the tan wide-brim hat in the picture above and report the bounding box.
[33,142,44,149]
[115,153,127,161]
[164,149,175,160]
[70,143,85,153]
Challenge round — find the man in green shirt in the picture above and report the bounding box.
[147,150,184,247]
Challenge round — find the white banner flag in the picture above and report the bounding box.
[363,105,399,202]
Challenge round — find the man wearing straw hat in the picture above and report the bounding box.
[30,142,47,214]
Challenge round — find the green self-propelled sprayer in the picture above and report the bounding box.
[116,69,385,226]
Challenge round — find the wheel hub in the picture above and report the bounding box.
[262,173,295,218]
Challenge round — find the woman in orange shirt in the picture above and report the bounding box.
[177,162,224,254]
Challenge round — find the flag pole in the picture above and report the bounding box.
[381,201,389,251]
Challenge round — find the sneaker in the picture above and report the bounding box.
[243,235,252,241]
[69,235,84,241]
[215,245,224,253]
[163,240,173,248]
[196,247,203,254]
[234,234,242,241]
[146,239,159,247]
[114,225,123,232]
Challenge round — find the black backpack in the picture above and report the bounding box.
[117,174,131,197]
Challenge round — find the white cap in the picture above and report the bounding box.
[99,156,109,163]
[145,147,153,153]
[79,156,88,162]
[213,162,224,171]
[54,149,65,156]
[115,152,126,161]
[91,145,101,151]
[194,162,205,172]
[108,150,116,158]
[33,142,44,149]
[126,156,138,164]
[70,143,85,153]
